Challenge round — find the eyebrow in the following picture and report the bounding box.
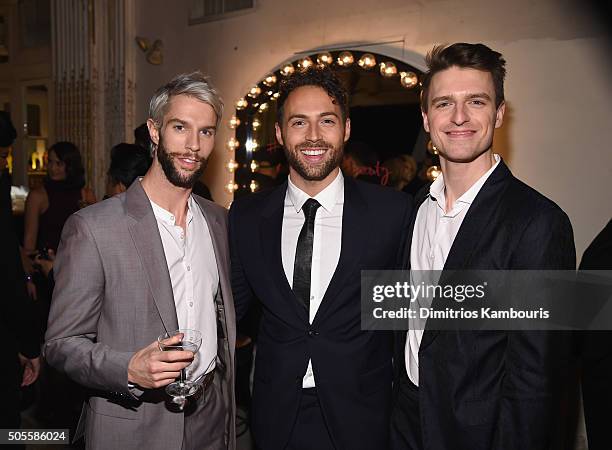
[166,117,216,131]
[287,111,340,120]
[431,92,492,104]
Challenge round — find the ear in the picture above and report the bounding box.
[343,117,351,143]
[147,118,160,147]
[421,109,430,133]
[494,101,506,128]
[275,122,284,146]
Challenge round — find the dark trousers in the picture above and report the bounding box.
[390,373,422,450]
[285,388,335,450]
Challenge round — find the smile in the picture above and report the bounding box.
[301,149,327,156]
[445,130,476,137]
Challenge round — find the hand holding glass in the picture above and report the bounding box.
[157,329,202,408]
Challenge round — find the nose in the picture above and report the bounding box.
[451,103,469,126]
[305,123,321,142]
[185,130,200,152]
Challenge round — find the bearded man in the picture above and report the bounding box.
[229,66,413,450]
[44,72,236,450]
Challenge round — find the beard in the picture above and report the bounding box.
[283,139,344,182]
[156,136,207,189]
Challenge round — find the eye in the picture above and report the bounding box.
[200,128,214,137]
[321,118,336,126]
[291,119,305,127]
[435,101,451,109]
[173,124,185,132]
[470,99,486,106]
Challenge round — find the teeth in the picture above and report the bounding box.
[302,149,325,156]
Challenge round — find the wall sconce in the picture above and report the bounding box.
[136,36,163,65]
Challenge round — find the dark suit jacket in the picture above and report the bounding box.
[578,219,612,450]
[229,176,412,450]
[393,160,576,450]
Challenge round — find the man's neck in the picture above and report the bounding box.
[289,167,339,197]
[140,165,191,228]
[440,151,496,213]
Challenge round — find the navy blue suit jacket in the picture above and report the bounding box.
[230,176,412,450]
[393,160,576,450]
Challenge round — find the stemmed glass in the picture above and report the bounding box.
[157,329,202,409]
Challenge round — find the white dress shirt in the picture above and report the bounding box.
[150,195,218,381]
[281,170,344,388]
[406,154,501,386]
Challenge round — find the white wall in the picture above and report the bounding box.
[134,0,612,260]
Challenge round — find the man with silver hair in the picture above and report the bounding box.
[45,72,236,449]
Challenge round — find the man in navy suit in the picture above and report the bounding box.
[230,67,412,449]
[390,43,576,450]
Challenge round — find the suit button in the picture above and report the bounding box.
[307,329,319,337]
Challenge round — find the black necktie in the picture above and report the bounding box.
[292,198,321,311]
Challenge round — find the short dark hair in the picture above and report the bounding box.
[48,141,85,188]
[276,66,349,124]
[108,143,151,188]
[421,43,506,112]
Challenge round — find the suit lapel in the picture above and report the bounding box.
[403,185,431,269]
[260,183,309,323]
[420,161,512,351]
[125,182,179,332]
[396,185,430,353]
[313,177,366,324]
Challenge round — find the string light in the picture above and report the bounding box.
[235,98,248,110]
[297,56,313,70]
[225,180,239,194]
[358,53,376,69]
[337,51,354,66]
[226,137,239,151]
[228,115,240,129]
[245,138,259,152]
[250,160,259,172]
[226,159,239,172]
[263,74,277,87]
[380,61,398,77]
[252,117,261,130]
[426,165,441,181]
[400,71,419,89]
[249,180,259,193]
[317,52,333,66]
[248,85,262,98]
[280,63,295,76]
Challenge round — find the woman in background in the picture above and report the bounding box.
[22,141,95,300]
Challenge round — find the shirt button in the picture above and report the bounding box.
[187,265,191,271]
[189,302,193,307]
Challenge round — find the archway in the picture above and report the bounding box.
[223,49,440,199]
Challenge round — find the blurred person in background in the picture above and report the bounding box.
[105,143,151,199]
[383,154,418,191]
[0,111,41,435]
[22,141,96,301]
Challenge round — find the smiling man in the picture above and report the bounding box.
[44,72,236,449]
[229,67,412,449]
[391,43,576,450]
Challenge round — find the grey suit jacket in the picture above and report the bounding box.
[44,181,236,449]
